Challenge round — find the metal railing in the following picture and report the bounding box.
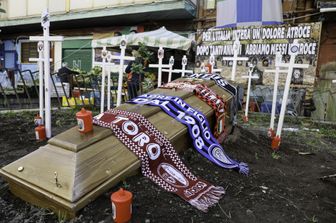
[0,69,131,111]
[249,85,306,116]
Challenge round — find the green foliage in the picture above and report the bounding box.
[122,180,130,189]
[131,62,144,74]
[271,151,280,160]
[55,119,62,127]
[319,127,336,139]
[255,152,259,160]
[57,210,67,223]
[137,42,153,62]
[141,72,156,92]
[72,67,86,75]
[89,66,102,76]
[310,215,318,223]
[145,72,156,80]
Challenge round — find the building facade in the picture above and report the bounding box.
[0,0,197,72]
[0,0,335,76]
[195,0,336,76]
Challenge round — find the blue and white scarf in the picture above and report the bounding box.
[128,94,249,175]
[185,73,237,96]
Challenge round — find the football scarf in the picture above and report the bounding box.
[128,94,249,175]
[160,81,198,92]
[194,85,227,144]
[186,73,239,130]
[186,73,237,96]
[160,81,227,143]
[93,109,225,212]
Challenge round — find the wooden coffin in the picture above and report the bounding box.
[0,79,234,218]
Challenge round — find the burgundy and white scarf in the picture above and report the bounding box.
[93,109,225,212]
[194,85,227,143]
[161,81,198,92]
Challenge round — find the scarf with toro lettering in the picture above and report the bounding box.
[93,109,225,212]
[128,94,249,175]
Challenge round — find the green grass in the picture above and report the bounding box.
[271,151,281,160]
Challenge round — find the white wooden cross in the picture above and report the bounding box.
[161,56,175,83]
[100,47,108,113]
[109,37,135,107]
[162,55,193,81]
[105,51,116,110]
[149,47,170,87]
[29,10,63,138]
[264,51,288,138]
[99,48,118,113]
[222,38,248,81]
[241,64,259,123]
[177,55,193,77]
[209,54,222,73]
[29,41,45,124]
[166,55,194,78]
[200,63,207,73]
[272,40,309,150]
[29,41,53,123]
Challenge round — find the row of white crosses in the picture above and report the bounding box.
[99,38,135,113]
[169,55,193,78]
[98,43,192,112]
[207,38,310,150]
[150,47,193,87]
[29,10,63,138]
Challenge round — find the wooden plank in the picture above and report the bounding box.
[1,159,140,220]
[1,140,139,202]
[2,145,77,201]
[48,126,113,152]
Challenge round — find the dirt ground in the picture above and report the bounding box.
[0,110,336,223]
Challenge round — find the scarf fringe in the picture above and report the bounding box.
[189,186,225,212]
[238,162,249,175]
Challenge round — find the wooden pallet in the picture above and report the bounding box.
[0,79,233,218]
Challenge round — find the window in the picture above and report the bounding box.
[21,42,38,63]
[206,0,216,9]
